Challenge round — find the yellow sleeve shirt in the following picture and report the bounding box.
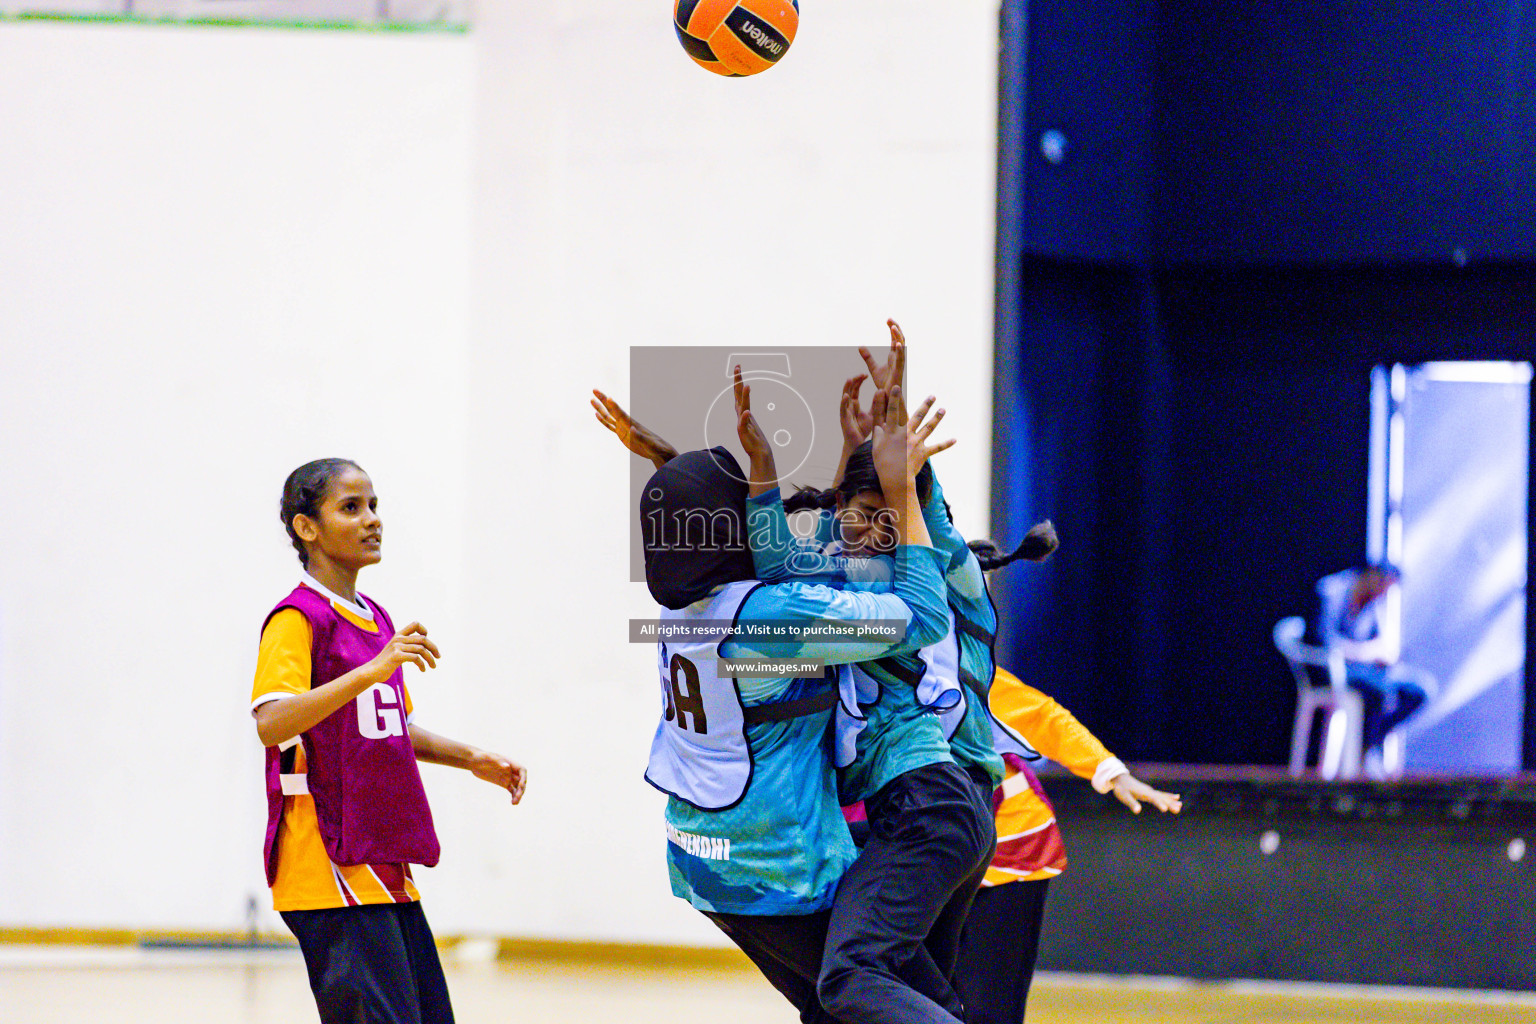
[989,666,1124,790]
[982,667,1128,886]
[251,601,420,911]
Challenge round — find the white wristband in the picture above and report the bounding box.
[1091,757,1128,794]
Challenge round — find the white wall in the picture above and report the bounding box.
[443,0,999,945]
[0,22,476,931]
[0,1,999,944]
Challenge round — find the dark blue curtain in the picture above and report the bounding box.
[992,0,1536,766]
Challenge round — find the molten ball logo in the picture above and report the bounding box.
[674,0,799,78]
[737,19,784,55]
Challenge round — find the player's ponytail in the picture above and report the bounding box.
[783,486,837,513]
[969,520,1059,572]
[280,458,362,565]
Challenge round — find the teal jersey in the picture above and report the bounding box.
[746,490,960,804]
[834,657,958,804]
[663,673,852,915]
[663,545,950,915]
[922,473,1006,788]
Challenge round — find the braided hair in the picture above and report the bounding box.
[279,458,362,565]
[969,519,1059,571]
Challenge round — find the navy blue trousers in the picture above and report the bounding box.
[706,896,994,1024]
[282,902,454,1024]
[1346,662,1430,752]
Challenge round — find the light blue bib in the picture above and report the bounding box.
[835,610,964,769]
[645,582,760,810]
[939,606,1042,764]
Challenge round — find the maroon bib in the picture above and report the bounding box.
[260,585,440,884]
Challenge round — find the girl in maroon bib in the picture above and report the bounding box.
[261,583,440,881]
[252,458,527,1024]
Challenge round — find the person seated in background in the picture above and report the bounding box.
[1315,563,1435,777]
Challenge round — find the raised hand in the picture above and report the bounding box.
[1109,773,1183,815]
[839,374,873,447]
[859,319,907,393]
[734,364,777,496]
[870,382,950,495]
[868,382,939,551]
[905,392,956,477]
[591,389,679,469]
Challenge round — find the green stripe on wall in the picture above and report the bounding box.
[0,12,468,33]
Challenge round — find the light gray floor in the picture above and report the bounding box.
[3,945,1535,1024]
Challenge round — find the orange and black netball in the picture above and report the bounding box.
[673,0,800,77]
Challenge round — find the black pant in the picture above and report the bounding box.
[706,902,990,1023]
[927,769,999,986]
[819,762,997,1024]
[953,880,1050,1024]
[282,902,454,1024]
[706,909,843,1024]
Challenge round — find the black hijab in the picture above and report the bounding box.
[640,447,758,609]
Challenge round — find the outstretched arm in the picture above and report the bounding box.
[591,389,679,469]
[1108,772,1181,815]
[409,724,527,804]
[722,546,952,673]
[990,667,1181,815]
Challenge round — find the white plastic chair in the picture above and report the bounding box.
[1272,616,1364,779]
